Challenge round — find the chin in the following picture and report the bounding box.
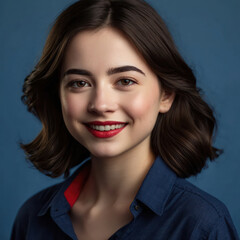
[91,151,119,159]
[89,147,124,159]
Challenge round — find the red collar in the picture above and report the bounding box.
[64,162,91,208]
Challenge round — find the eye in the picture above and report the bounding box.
[68,80,91,88]
[117,78,136,86]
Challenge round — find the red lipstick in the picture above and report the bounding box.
[85,121,127,138]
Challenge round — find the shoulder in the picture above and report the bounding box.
[13,163,86,222]
[11,182,64,238]
[174,178,229,216]
[168,178,239,238]
[19,182,63,216]
[172,178,230,221]
[11,162,88,239]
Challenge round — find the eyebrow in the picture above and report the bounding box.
[63,65,146,77]
[107,65,145,76]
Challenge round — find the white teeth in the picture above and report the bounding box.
[105,125,110,131]
[90,124,125,131]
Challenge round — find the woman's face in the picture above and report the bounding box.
[60,27,174,159]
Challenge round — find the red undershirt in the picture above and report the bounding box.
[64,162,91,208]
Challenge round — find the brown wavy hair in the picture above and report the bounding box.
[21,0,221,178]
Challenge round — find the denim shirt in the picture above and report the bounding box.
[11,157,239,240]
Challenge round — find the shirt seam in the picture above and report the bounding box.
[191,215,223,239]
[174,183,226,239]
[174,182,224,218]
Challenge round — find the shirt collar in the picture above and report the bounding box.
[135,156,177,216]
[38,156,177,217]
[37,158,91,217]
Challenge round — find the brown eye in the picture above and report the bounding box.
[70,80,90,88]
[117,79,135,86]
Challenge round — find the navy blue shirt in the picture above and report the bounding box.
[11,157,239,239]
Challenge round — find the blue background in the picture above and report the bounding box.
[1,0,239,238]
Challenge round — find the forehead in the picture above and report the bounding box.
[62,27,153,75]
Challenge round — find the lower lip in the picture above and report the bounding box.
[86,125,127,138]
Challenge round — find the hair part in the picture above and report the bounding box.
[21,0,221,178]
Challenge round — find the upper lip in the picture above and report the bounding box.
[86,121,127,126]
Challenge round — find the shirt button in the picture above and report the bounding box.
[134,204,140,211]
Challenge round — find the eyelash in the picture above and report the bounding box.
[67,78,137,89]
[67,80,90,88]
[116,78,137,87]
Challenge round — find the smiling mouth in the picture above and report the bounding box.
[89,123,126,131]
[85,121,128,138]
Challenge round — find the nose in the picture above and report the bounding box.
[87,87,117,114]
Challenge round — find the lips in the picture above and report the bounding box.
[85,121,128,138]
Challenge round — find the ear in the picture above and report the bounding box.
[158,90,175,113]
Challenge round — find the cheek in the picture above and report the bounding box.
[124,87,161,119]
[60,94,86,119]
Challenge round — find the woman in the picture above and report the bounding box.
[11,0,239,239]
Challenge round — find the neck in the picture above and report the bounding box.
[84,140,155,206]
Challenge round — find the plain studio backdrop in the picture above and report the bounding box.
[0,0,239,238]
